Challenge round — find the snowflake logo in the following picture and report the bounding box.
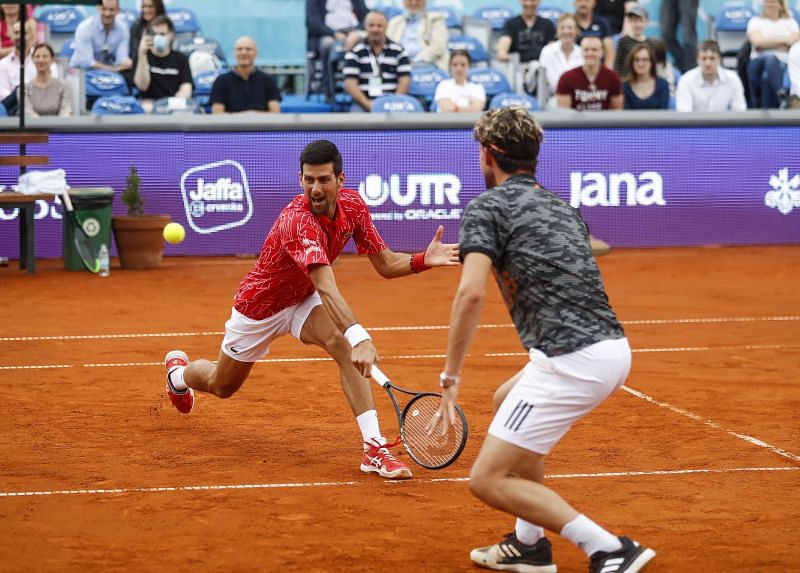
[765,168,800,215]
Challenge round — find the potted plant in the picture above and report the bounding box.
[111,165,171,269]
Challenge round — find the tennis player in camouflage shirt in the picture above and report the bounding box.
[428,107,656,573]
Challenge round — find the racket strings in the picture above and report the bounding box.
[402,395,465,466]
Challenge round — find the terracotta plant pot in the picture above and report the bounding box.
[111,215,171,270]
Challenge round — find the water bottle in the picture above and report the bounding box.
[98,243,110,277]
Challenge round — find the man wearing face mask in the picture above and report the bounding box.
[133,15,192,109]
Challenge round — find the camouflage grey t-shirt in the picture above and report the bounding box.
[459,173,624,356]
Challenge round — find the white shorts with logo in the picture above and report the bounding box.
[221,292,323,362]
[489,337,632,455]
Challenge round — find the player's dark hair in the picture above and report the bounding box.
[300,140,343,176]
[473,107,543,175]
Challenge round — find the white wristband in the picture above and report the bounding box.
[344,323,371,347]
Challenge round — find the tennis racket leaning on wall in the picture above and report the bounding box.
[371,365,468,469]
[62,189,100,273]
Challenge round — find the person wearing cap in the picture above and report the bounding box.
[612,5,649,77]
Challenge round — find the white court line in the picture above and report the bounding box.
[1,466,796,499]
[4,344,800,371]
[622,386,800,462]
[1,315,798,342]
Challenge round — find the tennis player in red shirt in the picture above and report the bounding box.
[163,140,459,479]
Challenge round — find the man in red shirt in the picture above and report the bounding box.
[557,34,623,111]
[163,140,459,480]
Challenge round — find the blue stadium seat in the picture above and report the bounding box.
[38,5,86,54]
[167,7,201,42]
[489,92,539,111]
[174,36,227,76]
[193,68,226,112]
[84,70,129,98]
[447,34,489,65]
[59,39,75,61]
[537,5,563,24]
[468,67,512,102]
[91,95,144,115]
[0,102,7,117]
[152,97,202,114]
[472,5,513,31]
[784,68,791,91]
[280,94,334,113]
[371,94,425,112]
[381,6,403,21]
[409,65,451,108]
[714,3,754,68]
[431,6,462,31]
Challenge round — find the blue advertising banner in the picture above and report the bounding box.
[1,126,799,259]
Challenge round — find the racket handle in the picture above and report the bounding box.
[371,365,391,387]
[62,189,74,213]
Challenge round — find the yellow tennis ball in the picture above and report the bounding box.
[163,222,185,244]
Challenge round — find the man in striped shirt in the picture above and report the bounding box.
[343,11,411,111]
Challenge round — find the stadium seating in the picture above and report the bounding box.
[175,36,227,77]
[0,102,6,117]
[116,9,137,28]
[468,67,512,104]
[167,7,201,43]
[91,95,144,115]
[714,3,754,69]
[59,39,75,62]
[84,70,128,98]
[472,5,513,31]
[38,5,86,54]
[431,6,462,33]
[193,68,226,113]
[409,64,451,109]
[447,34,490,65]
[381,6,403,21]
[371,94,425,112]
[280,94,334,113]
[489,92,539,111]
[537,6,563,24]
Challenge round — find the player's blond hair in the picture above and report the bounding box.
[473,106,544,174]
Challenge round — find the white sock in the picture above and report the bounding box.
[167,366,188,391]
[560,514,623,556]
[356,410,384,448]
[515,518,545,545]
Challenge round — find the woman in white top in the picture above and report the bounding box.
[433,49,485,112]
[538,13,583,109]
[746,0,800,108]
[24,44,71,117]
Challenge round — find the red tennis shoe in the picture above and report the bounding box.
[164,350,194,414]
[361,438,412,479]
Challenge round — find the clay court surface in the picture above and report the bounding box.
[0,246,798,572]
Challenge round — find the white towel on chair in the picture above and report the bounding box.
[17,169,69,196]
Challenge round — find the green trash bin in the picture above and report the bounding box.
[63,187,115,271]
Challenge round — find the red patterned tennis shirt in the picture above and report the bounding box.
[234,188,387,320]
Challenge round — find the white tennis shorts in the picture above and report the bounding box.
[220,292,323,362]
[489,337,632,455]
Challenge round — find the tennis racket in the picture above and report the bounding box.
[62,189,100,273]
[371,365,468,469]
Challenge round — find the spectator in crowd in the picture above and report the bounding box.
[387,0,449,70]
[496,0,556,64]
[649,37,678,98]
[69,0,132,73]
[594,0,625,35]
[306,0,368,98]
[538,12,584,108]
[134,15,192,112]
[789,40,800,108]
[574,0,614,65]
[210,36,281,113]
[675,40,747,111]
[0,19,56,102]
[24,43,72,117]
[557,34,623,110]
[0,4,34,59]
[623,44,669,109]
[129,0,165,68]
[433,49,485,112]
[660,0,697,73]
[613,5,648,77]
[746,0,799,109]
[343,11,410,112]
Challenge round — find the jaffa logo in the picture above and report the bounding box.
[180,160,253,234]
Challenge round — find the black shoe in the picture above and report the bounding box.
[589,536,655,573]
[470,533,557,572]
